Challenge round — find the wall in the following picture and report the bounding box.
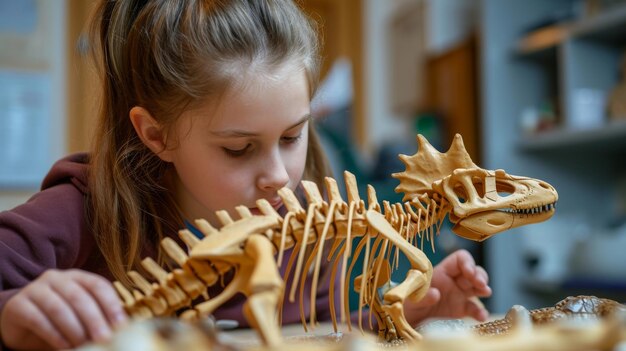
[362,0,477,158]
[0,0,67,210]
[363,0,416,158]
[425,0,478,56]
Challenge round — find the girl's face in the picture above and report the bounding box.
[165,67,311,226]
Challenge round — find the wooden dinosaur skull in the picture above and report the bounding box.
[440,168,558,241]
[394,134,558,242]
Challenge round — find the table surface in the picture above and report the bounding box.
[219,321,354,347]
[218,317,493,348]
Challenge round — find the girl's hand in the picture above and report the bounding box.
[404,249,492,326]
[0,269,127,350]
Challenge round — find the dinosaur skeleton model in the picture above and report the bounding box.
[113,134,558,346]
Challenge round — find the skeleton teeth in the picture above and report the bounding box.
[501,202,557,215]
[508,202,557,215]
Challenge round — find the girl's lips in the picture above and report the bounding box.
[268,198,283,210]
[250,198,284,215]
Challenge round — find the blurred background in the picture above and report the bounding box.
[1,0,626,314]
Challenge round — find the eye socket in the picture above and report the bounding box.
[495,181,515,197]
[452,184,468,203]
[223,144,251,157]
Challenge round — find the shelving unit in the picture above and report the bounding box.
[480,0,626,313]
[515,3,626,150]
[518,120,626,153]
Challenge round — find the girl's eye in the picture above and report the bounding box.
[223,144,251,157]
[281,133,302,144]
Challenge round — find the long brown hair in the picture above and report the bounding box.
[86,0,331,283]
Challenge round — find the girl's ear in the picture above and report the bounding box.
[129,106,174,162]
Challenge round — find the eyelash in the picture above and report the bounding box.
[222,134,303,158]
[281,133,303,145]
[223,144,251,157]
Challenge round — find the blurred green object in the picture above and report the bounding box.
[415,112,445,151]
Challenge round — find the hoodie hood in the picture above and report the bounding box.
[41,153,89,194]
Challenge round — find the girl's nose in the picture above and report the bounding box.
[256,151,290,192]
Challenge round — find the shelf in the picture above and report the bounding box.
[517,120,626,152]
[571,4,626,44]
[514,23,571,58]
[514,4,626,57]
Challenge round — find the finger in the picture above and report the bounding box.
[476,265,489,282]
[456,271,491,298]
[19,296,72,350]
[471,266,492,296]
[11,333,54,351]
[29,286,88,347]
[457,252,478,280]
[50,278,113,343]
[411,287,440,308]
[454,275,474,292]
[72,271,128,328]
[440,249,474,278]
[456,254,492,293]
[465,297,489,322]
[475,284,492,298]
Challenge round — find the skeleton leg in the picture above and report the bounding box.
[369,292,398,341]
[241,234,285,347]
[381,270,429,340]
[192,263,252,318]
[353,269,399,341]
[365,210,433,341]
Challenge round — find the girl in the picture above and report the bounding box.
[0,1,491,350]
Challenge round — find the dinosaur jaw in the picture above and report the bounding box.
[452,206,556,242]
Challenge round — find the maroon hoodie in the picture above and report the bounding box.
[0,154,347,332]
[0,153,105,315]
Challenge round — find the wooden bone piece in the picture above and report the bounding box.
[177,229,219,288]
[155,238,199,312]
[301,180,341,328]
[113,281,152,319]
[127,270,168,316]
[366,209,433,341]
[282,185,318,304]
